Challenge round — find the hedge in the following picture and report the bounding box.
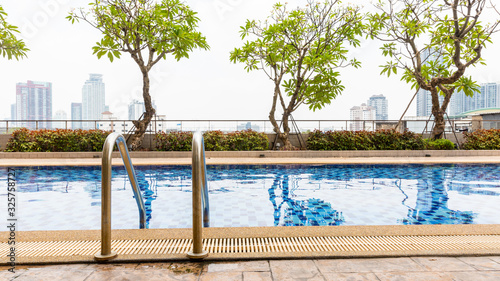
[5,128,111,152]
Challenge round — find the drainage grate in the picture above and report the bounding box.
[2,235,500,259]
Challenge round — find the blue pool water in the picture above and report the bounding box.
[1,164,499,231]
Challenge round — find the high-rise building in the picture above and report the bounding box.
[16,80,52,129]
[82,74,105,128]
[71,102,82,129]
[367,94,388,120]
[10,104,16,121]
[350,103,376,131]
[449,83,500,116]
[53,110,68,129]
[128,99,157,120]
[416,48,445,117]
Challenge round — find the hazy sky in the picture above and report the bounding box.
[1,0,499,121]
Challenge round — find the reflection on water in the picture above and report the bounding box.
[2,164,499,229]
[269,174,344,226]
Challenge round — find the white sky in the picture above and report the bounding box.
[1,0,499,121]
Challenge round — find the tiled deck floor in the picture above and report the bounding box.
[3,256,500,280]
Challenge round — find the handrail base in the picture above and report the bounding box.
[187,250,208,259]
[94,252,118,261]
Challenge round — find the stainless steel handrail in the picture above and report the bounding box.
[95,132,147,261]
[187,131,209,259]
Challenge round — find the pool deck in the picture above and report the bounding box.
[2,153,500,280]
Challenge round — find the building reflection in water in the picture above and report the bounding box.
[268,173,344,226]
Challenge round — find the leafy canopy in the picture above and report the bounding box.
[230,0,364,111]
[0,5,28,60]
[67,0,209,69]
[368,0,499,98]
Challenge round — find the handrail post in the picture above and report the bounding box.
[188,131,209,259]
[95,132,147,261]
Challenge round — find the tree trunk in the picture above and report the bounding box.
[268,84,294,150]
[431,110,445,140]
[129,70,156,150]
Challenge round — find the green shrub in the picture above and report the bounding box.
[155,131,193,151]
[462,129,500,150]
[155,130,269,151]
[5,128,111,152]
[425,139,455,150]
[307,129,425,150]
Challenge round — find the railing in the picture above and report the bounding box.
[187,131,209,259]
[95,132,147,261]
[2,119,500,134]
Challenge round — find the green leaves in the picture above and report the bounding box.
[68,0,209,66]
[0,5,29,60]
[229,0,365,127]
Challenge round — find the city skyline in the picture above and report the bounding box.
[1,0,499,122]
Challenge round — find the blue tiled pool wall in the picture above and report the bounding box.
[1,164,499,231]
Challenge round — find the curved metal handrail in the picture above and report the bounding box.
[187,131,210,259]
[95,132,147,261]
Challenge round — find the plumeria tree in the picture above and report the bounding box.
[230,0,364,149]
[369,0,500,139]
[68,0,209,149]
[0,5,28,60]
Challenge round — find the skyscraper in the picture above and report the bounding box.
[128,99,157,120]
[82,74,105,127]
[416,48,444,117]
[449,83,500,116]
[367,94,388,120]
[350,103,376,131]
[16,80,52,129]
[71,102,82,129]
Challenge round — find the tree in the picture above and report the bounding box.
[0,5,28,60]
[368,0,500,139]
[68,0,209,149]
[230,0,364,149]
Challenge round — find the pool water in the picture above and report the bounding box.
[1,164,499,231]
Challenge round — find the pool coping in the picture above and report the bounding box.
[2,224,500,265]
[2,155,500,166]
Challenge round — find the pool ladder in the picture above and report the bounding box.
[95,132,210,261]
[188,131,210,259]
[95,133,147,261]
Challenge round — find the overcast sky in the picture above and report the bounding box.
[1,0,499,121]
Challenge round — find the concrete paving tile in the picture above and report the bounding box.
[136,262,171,269]
[86,262,140,271]
[322,272,380,281]
[457,257,500,271]
[411,257,476,272]
[85,269,199,281]
[270,260,325,281]
[341,258,425,273]
[13,268,95,281]
[243,271,273,281]
[442,271,500,281]
[167,262,206,274]
[201,271,243,281]
[0,269,27,281]
[374,271,453,281]
[315,259,372,273]
[207,260,269,272]
[488,256,500,264]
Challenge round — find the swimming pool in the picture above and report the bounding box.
[1,164,499,231]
